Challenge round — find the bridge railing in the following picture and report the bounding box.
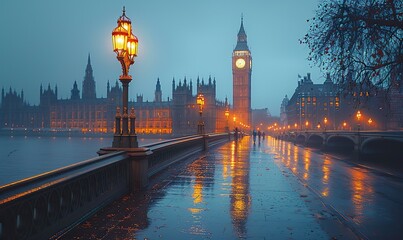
[0,132,232,240]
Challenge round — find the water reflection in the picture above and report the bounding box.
[321,156,331,197]
[187,154,215,235]
[303,150,311,180]
[229,138,251,238]
[268,137,377,229]
[349,168,374,224]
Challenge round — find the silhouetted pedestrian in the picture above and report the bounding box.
[252,129,257,144]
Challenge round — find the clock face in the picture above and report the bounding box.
[236,58,246,68]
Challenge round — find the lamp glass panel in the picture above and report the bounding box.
[121,22,131,34]
[113,33,127,51]
[127,36,138,56]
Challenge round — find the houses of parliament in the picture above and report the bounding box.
[1,19,253,136]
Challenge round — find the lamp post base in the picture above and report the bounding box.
[197,123,205,135]
[112,134,138,148]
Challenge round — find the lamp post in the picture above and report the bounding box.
[111,7,139,148]
[225,109,230,132]
[356,110,362,133]
[324,117,328,132]
[197,93,205,134]
[368,118,373,129]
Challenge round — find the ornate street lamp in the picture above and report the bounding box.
[324,117,328,132]
[225,109,230,132]
[368,118,373,129]
[356,110,362,133]
[111,7,139,148]
[197,93,205,134]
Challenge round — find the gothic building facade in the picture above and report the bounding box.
[1,56,229,136]
[282,73,402,130]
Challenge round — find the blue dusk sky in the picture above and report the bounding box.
[0,0,323,116]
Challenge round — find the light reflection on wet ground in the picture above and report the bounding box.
[269,137,403,239]
[131,137,329,239]
[64,136,403,239]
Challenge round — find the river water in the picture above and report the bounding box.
[0,135,160,186]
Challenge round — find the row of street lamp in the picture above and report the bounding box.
[269,110,374,133]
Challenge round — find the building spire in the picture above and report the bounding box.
[234,16,249,51]
[82,54,96,99]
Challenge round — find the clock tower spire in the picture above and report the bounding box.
[232,17,252,128]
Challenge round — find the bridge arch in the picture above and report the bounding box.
[361,138,403,161]
[295,134,306,145]
[306,134,324,148]
[326,135,355,153]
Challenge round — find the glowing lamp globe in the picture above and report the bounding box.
[112,25,128,54]
[197,94,205,107]
[127,34,138,59]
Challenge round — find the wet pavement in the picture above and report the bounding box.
[60,136,403,239]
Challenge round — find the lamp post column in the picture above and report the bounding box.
[121,80,130,136]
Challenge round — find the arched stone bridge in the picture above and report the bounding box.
[275,130,403,158]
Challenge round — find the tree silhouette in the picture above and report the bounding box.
[302,0,402,92]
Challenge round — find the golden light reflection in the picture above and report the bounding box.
[229,137,251,238]
[321,187,329,197]
[293,145,299,162]
[350,168,374,223]
[192,181,203,204]
[322,156,331,185]
[188,207,203,214]
[223,164,229,179]
[303,150,311,180]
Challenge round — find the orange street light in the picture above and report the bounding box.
[356,111,362,121]
[356,111,362,132]
[225,110,230,118]
[368,118,373,128]
[196,93,205,134]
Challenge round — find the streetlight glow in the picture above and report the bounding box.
[356,111,362,121]
[197,93,205,134]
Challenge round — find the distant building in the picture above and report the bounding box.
[284,73,402,131]
[252,108,271,131]
[0,56,229,136]
[285,73,339,130]
[280,95,289,127]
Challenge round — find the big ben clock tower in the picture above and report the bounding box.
[232,17,252,127]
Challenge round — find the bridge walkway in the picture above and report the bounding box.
[58,136,356,239]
